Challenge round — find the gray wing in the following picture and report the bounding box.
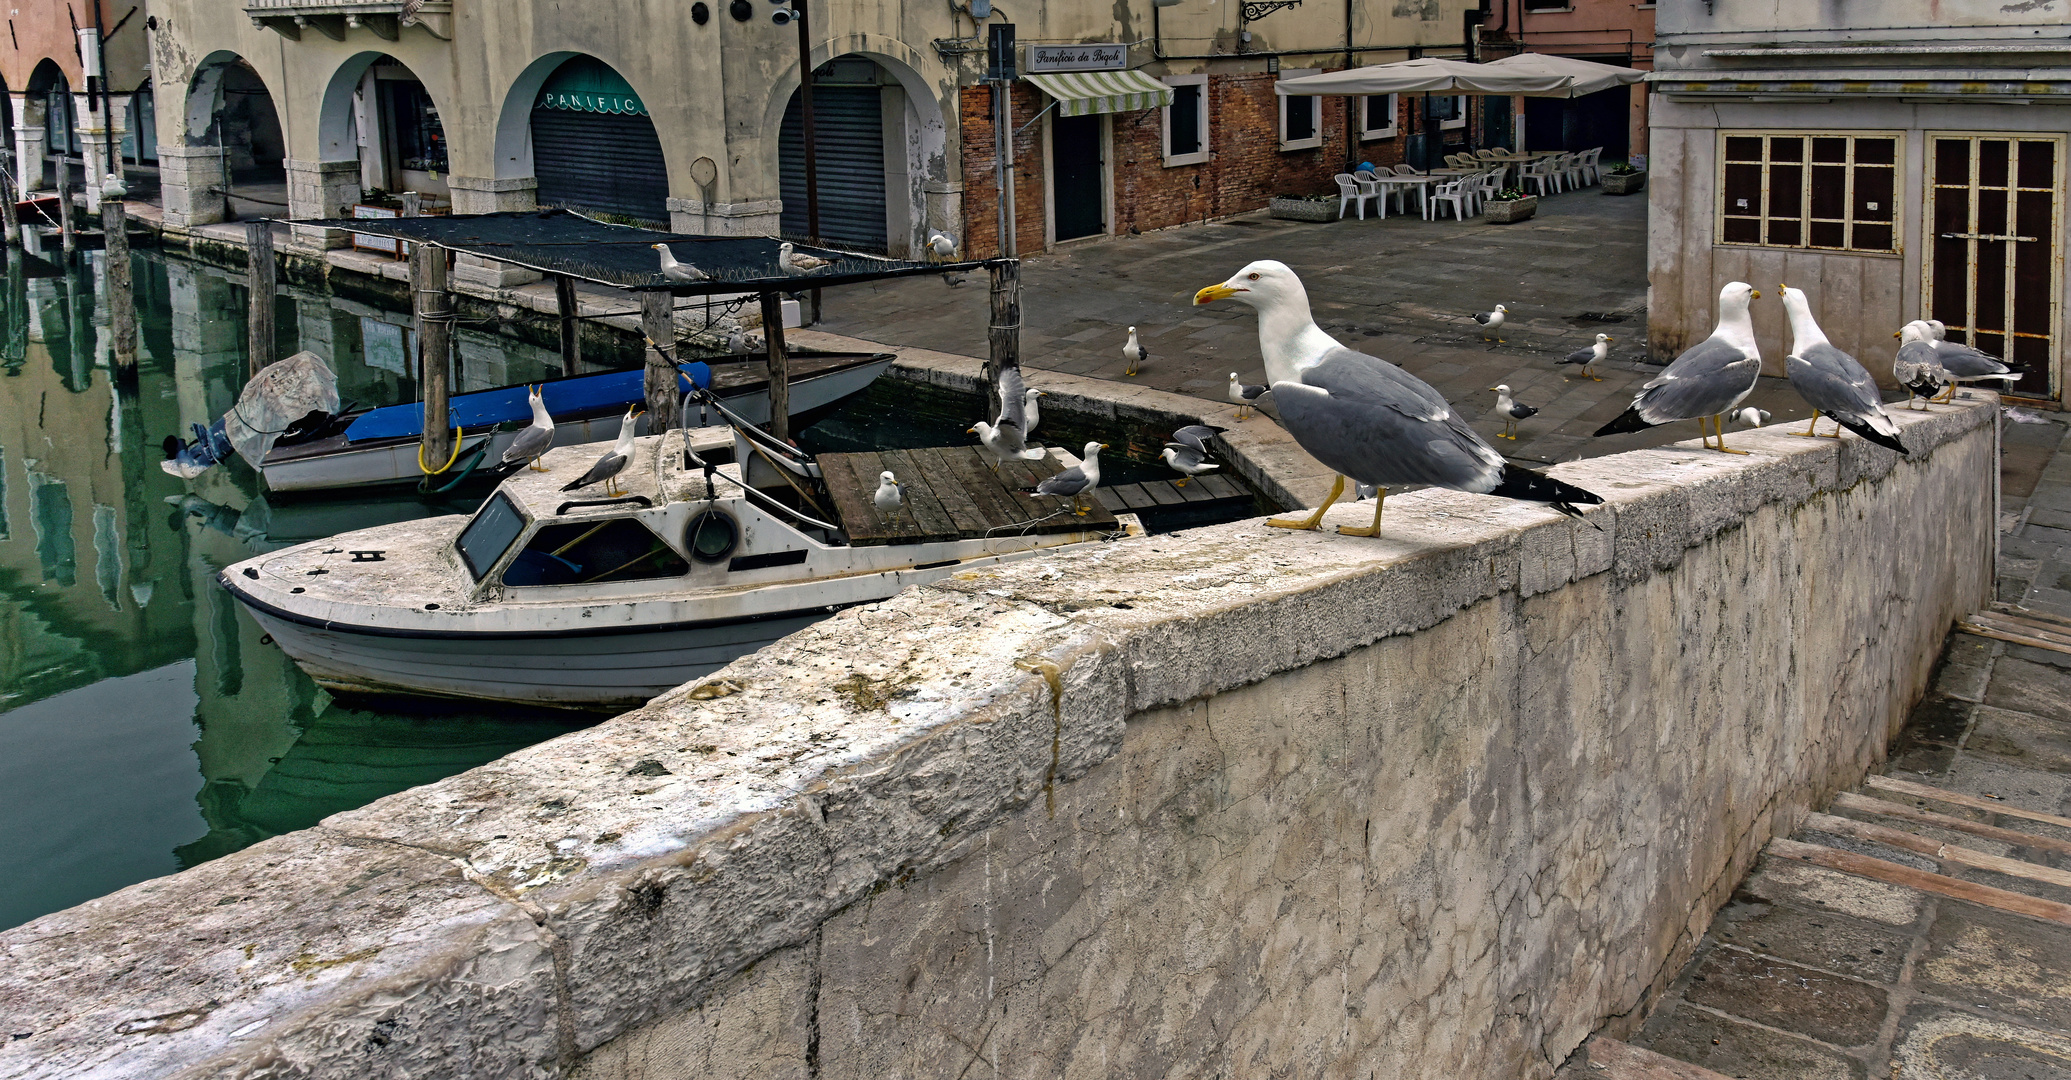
[1893,340,1945,385]
[1786,343,1885,419]
[992,417,1030,455]
[1171,425,1221,453]
[1559,345,1595,364]
[1034,463,1089,496]
[501,424,554,465]
[1631,335,1761,423]
[1933,341,2012,378]
[1271,347,1505,493]
[568,451,626,489]
[1163,443,1209,470]
[997,366,1029,431]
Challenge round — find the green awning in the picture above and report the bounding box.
[535,57,649,116]
[1024,70,1173,117]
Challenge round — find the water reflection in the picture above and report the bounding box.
[0,237,594,931]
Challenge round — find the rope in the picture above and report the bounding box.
[422,439,490,494]
[416,425,465,475]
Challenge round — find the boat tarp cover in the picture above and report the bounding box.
[282,210,990,296]
[229,351,341,468]
[344,361,712,442]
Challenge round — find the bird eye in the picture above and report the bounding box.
[1247,273,1260,281]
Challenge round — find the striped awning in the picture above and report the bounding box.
[1024,70,1174,117]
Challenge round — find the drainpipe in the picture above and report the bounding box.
[795,0,821,322]
[1342,0,1355,170]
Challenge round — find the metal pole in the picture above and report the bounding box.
[641,289,678,433]
[796,0,822,325]
[1000,86,1016,257]
[985,258,1020,422]
[554,274,581,375]
[245,220,275,377]
[760,291,791,443]
[993,84,1008,258]
[412,243,454,470]
[102,191,134,372]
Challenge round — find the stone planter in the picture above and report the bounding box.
[1483,196,1537,224]
[1269,197,1339,223]
[1602,171,1647,196]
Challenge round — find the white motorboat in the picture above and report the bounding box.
[220,420,1135,709]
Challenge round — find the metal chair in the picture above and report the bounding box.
[1334,173,1375,220]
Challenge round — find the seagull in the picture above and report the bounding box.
[726,326,750,354]
[1123,326,1148,377]
[1228,373,1268,420]
[991,365,1041,458]
[1026,442,1106,515]
[1594,282,1763,454]
[499,384,556,471]
[968,420,1044,472]
[1489,384,1537,440]
[1559,333,1611,381]
[926,231,958,261]
[1195,261,1603,538]
[872,470,908,526]
[1169,424,1225,455]
[1161,444,1217,486]
[778,242,832,275]
[1731,407,1771,429]
[1891,321,1951,410]
[1779,285,1906,454]
[1921,320,2021,396]
[1473,304,1509,343]
[652,243,707,282]
[1022,386,1047,437]
[561,405,642,497]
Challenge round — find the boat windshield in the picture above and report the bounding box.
[456,492,528,580]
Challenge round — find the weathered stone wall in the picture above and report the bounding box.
[0,399,1995,1079]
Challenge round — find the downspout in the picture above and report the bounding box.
[1342,0,1355,170]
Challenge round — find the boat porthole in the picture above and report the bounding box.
[686,510,740,564]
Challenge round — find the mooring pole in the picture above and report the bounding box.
[760,291,791,443]
[56,150,76,256]
[641,288,678,433]
[245,221,276,377]
[984,258,1020,421]
[412,243,454,470]
[0,150,19,247]
[795,0,822,326]
[554,274,581,375]
[101,189,135,373]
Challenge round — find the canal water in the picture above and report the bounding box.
[1,240,1265,932]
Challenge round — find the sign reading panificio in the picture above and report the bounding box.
[1027,43,1128,72]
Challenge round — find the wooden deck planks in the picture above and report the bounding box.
[1865,774,2071,832]
[820,446,1115,544]
[1768,837,2071,927]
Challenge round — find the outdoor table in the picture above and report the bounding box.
[1368,174,1436,217]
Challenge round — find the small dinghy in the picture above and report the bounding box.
[221,409,1135,709]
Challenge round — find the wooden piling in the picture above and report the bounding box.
[984,259,1020,420]
[0,151,19,247]
[761,291,791,443]
[412,243,454,470]
[246,221,276,378]
[101,193,135,372]
[555,274,581,375]
[56,159,76,256]
[641,289,678,433]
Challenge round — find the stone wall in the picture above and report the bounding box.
[0,399,1996,1080]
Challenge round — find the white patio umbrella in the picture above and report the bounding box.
[1481,53,1647,98]
[1272,57,1571,98]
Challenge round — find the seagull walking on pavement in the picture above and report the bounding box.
[1779,285,1907,454]
[561,406,643,497]
[1489,384,1537,441]
[1594,282,1763,454]
[653,243,708,282]
[1559,333,1611,381]
[1123,326,1148,377]
[500,384,556,471]
[1228,373,1268,420]
[1026,442,1107,515]
[1474,304,1509,343]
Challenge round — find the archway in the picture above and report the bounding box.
[524,55,668,225]
[317,53,448,203]
[775,49,948,257]
[184,53,285,220]
[28,60,72,192]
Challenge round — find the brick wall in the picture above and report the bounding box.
[960,72,1439,258]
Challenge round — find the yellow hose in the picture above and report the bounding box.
[417,426,465,475]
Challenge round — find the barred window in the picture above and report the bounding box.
[1718,132,1899,254]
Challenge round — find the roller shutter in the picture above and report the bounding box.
[531,110,670,225]
[779,86,887,252]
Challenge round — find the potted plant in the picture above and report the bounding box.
[1269,193,1339,223]
[1483,187,1537,224]
[1602,163,1646,196]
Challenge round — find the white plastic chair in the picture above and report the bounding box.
[1560,152,1587,190]
[1334,173,1375,220]
[1580,147,1604,185]
[1520,159,1561,198]
[1475,169,1504,213]
[1391,164,1424,175]
[1474,149,1503,162]
[1426,177,1474,221]
[1353,170,1391,218]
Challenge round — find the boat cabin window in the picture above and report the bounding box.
[456,492,528,580]
[501,515,689,588]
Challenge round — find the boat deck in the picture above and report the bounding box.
[818,447,1119,546]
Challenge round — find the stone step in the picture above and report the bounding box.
[1574,1037,1734,1080]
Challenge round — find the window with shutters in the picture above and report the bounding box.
[1162,75,1209,166]
[1279,70,1321,151]
[1360,94,1397,141]
[1716,132,1901,254]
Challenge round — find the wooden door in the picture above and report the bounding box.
[1926,134,2064,401]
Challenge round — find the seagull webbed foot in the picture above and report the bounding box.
[1266,477,1344,531]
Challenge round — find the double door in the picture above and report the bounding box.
[1926,134,2064,400]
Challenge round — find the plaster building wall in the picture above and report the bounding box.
[4,0,151,199]
[1482,0,1653,161]
[0,399,1996,1080]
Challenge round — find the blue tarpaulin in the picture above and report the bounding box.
[344,362,712,442]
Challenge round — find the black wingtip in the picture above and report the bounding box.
[1592,405,1656,438]
[1489,463,1606,529]
[1835,418,1909,455]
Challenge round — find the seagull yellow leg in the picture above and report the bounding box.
[1175,478,1188,487]
[1697,414,1715,450]
[1337,488,1388,537]
[1712,416,1750,455]
[1268,476,1346,531]
[1792,409,1824,438]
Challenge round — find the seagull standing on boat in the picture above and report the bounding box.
[1489,384,1537,440]
[1474,304,1509,343]
[778,242,832,275]
[969,421,1045,472]
[1027,442,1106,515]
[1892,321,1951,409]
[1228,373,1268,420]
[1731,407,1771,429]
[500,385,557,472]
[872,470,910,526]
[1593,282,1763,454]
[562,406,643,497]
[653,243,708,282]
[1779,285,1907,454]
[1559,333,1611,381]
[1195,261,1604,537]
[1123,327,1148,377]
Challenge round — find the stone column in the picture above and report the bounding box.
[446,175,538,214]
[282,159,362,252]
[72,93,130,202]
[158,145,227,227]
[666,197,782,236]
[12,94,47,193]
